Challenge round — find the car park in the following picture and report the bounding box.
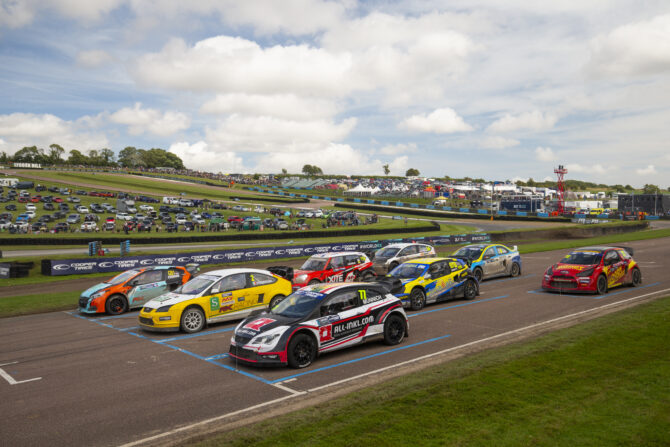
[5,204,16,211]
[193,217,206,225]
[273,218,289,230]
[228,282,408,368]
[116,212,132,221]
[80,265,200,315]
[75,205,88,213]
[139,204,154,211]
[372,242,436,274]
[24,210,36,219]
[541,246,641,294]
[43,202,54,211]
[66,214,80,224]
[291,252,376,290]
[25,203,36,211]
[452,244,522,282]
[175,214,187,224]
[53,222,69,232]
[67,196,81,203]
[80,221,97,231]
[139,268,293,333]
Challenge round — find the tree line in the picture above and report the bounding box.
[1,144,184,169]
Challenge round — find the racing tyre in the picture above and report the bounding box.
[473,267,483,283]
[409,288,426,311]
[388,262,399,273]
[361,271,375,281]
[510,263,521,277]
[383,314,405,345]
[180,307,205,333]
[596,275,608,295]
[463,279,478,300]
[308,279,320,286]
[269,294,285,309]
[105,294,128,315]
[630,268,642,287]
[287,333,316,368]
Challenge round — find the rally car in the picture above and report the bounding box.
[290,251,376,290]
[79,265,199,315]
[382,257,479,310]
[541,246,642,294]
[228,282,408,368]
[139,268,293,333]
[371,242,436,274]
[452,244,521,282]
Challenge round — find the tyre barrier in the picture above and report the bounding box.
[0,261,34,278]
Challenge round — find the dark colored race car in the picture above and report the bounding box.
[541,246,641,294]
[228,282,408,368]
[290,251,376,290]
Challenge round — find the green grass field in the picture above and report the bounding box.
[192,295,670,447]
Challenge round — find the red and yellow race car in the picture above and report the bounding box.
[541,246,641,294]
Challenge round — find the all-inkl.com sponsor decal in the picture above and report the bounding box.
[46,234,489,276]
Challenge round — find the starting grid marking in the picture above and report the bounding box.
[527,282,661,299]
[66,292,511,386]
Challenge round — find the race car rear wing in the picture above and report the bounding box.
[267,266,294,280]
[366,276,404,295]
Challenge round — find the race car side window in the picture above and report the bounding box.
[604,250,620,266]
[483,247,496,259]
[133,270,163,285]
[496,246,509,255]
[321,291,359,316]
[344,254,361,266]
[247,273,277,287]
[419,245,432,253]
[330,256,344,269]
[218,273,247,292]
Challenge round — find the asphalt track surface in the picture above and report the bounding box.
[1,237,668,447]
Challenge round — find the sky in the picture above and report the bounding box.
[1,1,669,187]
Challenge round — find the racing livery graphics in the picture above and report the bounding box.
[542,246,642,294]
[452,244,522,282]
[384,257,479,310]
[229,282,408,368]
[139,268,292,333]
[290,251,376,290]
[79,264,199,315]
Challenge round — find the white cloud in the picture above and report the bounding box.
[588,14,670,78]
[0,0,35,28]
[200,94,339,121]
[379,143,418,156]
[479,136,519,149]
[487,110,558,133]
[168,141,245,173]
[566,163,607,175]
[76,50,114,68]
[400,108,473,134]
[635,164,656,175]
[535,146,557,162]
[109,103,190,136]
[388,155,410,176]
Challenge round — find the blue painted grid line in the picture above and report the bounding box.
[206,353,229,361]
[528,282,661,299]
[270,334,451,384]
[155,326,236,343]
[98,312,140,320]
[408,295,508,318]
[488,273,536,284]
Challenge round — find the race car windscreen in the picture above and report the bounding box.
[173,276,217,295]
[108,270,140,285]
[562,251,602,265]
[270,291,321,319]
[389,263,428,279]
[454,247,483,259]
[300,258,327,271]
[375,247,400,258]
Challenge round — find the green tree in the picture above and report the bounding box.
[100,148,116,165]
[282,168,287,174]
[48,144,65,164]
[302,164,323,175]
[642,184,660,194]
[383,164,390,176]
[405,168,420,177]
[118,146,140,168]
[13,146,45,163]
[67,149,89,165]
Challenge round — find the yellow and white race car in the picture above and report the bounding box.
[139,268,293,333]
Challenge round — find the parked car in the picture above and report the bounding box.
[80,222,98,231]
[66,214,81,224]
[116,212,132,221]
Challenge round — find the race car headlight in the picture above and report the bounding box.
[90,291,106,299]
[156,305,172,312]
[576,267,595,277]
[252,333,281,345]
[546,266,554,276]
[295,274,308,283]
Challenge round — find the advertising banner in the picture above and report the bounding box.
[45,233,490,276]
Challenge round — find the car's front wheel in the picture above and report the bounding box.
[596,275,608,295]
[180,307,205,333]
[105,294,128,315]
[269,294,285,309]
[383,314,405,345]
[463,279,478,300]
[287,333,316,368]
[630,268,642,287]
[510,262,521,277]
[409,288,426,311]
[473,267,483,283]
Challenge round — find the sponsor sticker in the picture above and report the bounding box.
[243,317,276,331]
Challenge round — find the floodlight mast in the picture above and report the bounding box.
[554,165,568,214]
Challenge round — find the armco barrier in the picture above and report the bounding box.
[41,233,491,276]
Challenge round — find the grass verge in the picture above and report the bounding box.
[0,292,77,317]
[191,295,670,447]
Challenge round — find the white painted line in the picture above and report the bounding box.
[0,362,42,385]
[119,286,670,447]
[272,382,305,396]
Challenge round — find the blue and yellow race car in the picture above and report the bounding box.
[452,244,521,283]
[384,257,479,310]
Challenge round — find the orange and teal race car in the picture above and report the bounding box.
[79,265,199,315]
[541,246,641,294]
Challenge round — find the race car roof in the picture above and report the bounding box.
[308,251,365,258]
[379,242,432,249]
[402,257,462,265]
[298,281,386,296]
[199,267,278,278]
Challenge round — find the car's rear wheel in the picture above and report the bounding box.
[463,279,478,300]
[308,279,320,285]
[180,307,205,333]
[383,314,405,345]
[630,268,642,287]
[409,288,426,311]
[473,267,483,283]
[596,275,608,295]
[269,294,285,309]
[105,294,128,315]
[361,270,375,281]
[510,263,521,277]
[287,333,316,368]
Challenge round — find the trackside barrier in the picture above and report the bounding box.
[537,212,549,218]
[41,233,491,276]
[477,209,488,215]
